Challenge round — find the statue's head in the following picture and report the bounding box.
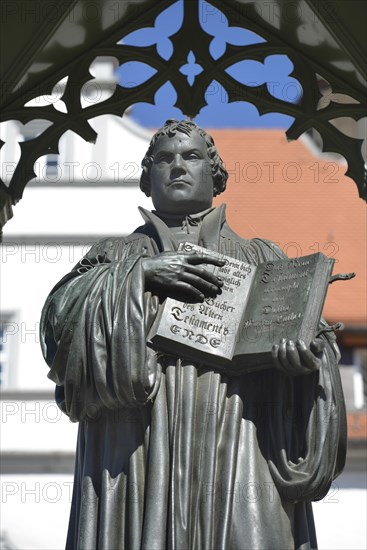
[140,119,228,199]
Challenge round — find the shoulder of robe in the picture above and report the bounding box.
[221,222,252,246]
[84,234,150,261]
[45,234,150,297]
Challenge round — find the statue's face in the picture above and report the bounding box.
[149,131,214,215]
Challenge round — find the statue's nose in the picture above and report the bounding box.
[171,155,186,176]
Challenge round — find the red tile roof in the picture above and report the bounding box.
[211,129,367,326]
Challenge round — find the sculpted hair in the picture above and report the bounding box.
[140,119,228,197]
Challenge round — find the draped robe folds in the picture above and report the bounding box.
[40,205,347,550]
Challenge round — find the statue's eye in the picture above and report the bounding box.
[155,154,171,164]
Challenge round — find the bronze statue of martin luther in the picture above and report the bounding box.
[41,119,346,550]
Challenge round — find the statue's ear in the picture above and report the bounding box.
[141,165,151,197]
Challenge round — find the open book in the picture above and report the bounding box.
[148,243,335,375]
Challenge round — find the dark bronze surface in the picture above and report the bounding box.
[41,120,347,549]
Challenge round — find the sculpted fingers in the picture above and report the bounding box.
[174,281,205,301]
[142,252,224,300]
[272,339,293,376]
[180,272,221,297]
[187,265,223,287]
[286,340,313,375]
[272,338,322,376]
[272,346,293,376]
[186,253,226,268]
[296,340,321,372]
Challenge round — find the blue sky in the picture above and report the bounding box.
[116,0,302,128]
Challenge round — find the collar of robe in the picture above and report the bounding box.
[138,204,227,252]
[152,207,215,228]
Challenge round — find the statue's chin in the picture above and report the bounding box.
[153,198,213,217]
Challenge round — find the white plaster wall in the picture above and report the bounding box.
[1,473,74,550]
[313,472,367,550]
[4,186,153,236]
[1,244,87,389]
[1,399,78,453]
[2,115,154,238]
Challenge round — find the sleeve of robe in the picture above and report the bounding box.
[40,237,161,422]
[248,237,347,503]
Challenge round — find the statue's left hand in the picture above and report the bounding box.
[271,338,325,376]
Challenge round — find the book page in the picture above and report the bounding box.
[237,253,332,355]
[151,243,256,361]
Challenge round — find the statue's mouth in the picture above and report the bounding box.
[167,179,191,187]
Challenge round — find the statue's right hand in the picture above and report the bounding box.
[142,252,225,301]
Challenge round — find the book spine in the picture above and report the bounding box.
[299,254,335,343]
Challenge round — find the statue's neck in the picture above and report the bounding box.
[152,207,216,245]
[153,206,215,228]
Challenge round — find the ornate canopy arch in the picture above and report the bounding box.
[1,0,366,234]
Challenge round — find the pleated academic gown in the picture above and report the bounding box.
[40,205,346,550]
